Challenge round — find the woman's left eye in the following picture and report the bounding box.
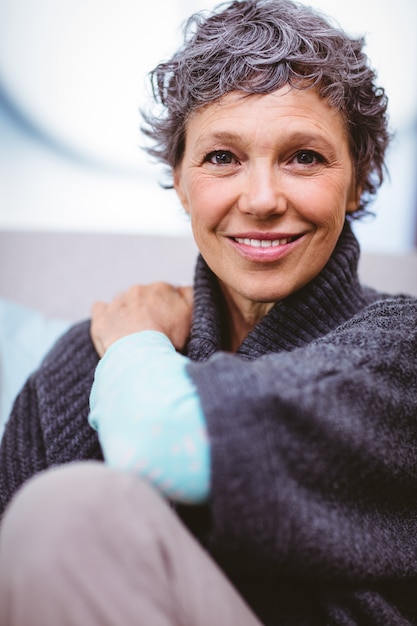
[293,150,323,166]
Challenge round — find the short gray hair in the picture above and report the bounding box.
[142,0,390,214]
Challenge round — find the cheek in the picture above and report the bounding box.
[293,178,352,225]
[188,179,234,227]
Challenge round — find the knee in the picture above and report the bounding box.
[0,462,107,562]
[0,464,180,623]
[2,462,107,525]
[0,461,170,569]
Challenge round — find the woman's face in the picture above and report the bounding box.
[174,86,359,314]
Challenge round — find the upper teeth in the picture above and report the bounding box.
[234,237,293,247]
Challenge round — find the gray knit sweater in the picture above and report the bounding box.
[1,223,417,625]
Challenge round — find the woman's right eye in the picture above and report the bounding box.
[205,150,237,165]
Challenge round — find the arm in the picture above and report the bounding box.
[89,330,210,503]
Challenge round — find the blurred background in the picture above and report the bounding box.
[0,0,416,251]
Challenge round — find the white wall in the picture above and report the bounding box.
[0,0,415,251]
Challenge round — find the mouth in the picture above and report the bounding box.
[227,232,304,262]
[232,235,300,248]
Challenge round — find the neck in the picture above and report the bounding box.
[220,285,274,352]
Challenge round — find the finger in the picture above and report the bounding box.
[91,300,108,318]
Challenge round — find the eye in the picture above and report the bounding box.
[205,150,238,165]
[293,150,324,166]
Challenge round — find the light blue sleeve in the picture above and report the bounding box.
[88,331,210,504]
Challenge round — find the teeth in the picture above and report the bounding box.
[235,237,293,247]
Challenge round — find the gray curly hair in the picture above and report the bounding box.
[142,0,390,215]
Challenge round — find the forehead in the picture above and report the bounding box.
[185,86,348,143]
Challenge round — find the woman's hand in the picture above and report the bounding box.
[90,283,194,357]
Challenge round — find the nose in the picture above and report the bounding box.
[237,162,287,219]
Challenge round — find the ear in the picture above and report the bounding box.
[173,165,189,214]
[346,182,362,214]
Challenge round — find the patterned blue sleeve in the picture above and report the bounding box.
[88,331,210,504]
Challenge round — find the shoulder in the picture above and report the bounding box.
[312,295,417,360]
[339,294,417,331]
[42,319,98,368]
[37,319,99,398]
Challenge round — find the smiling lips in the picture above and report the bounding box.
[229,233,303,262]
[233,235,298,248]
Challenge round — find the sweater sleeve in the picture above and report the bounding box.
[186,298,417,584]
[0,321,103,518]
[88,331,210,504]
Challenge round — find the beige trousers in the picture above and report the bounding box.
[0,462,262,626]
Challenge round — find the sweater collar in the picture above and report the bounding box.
[186,222,369,361]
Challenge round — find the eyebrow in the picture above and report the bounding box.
[195,131,242,145]
[196,129,338,151]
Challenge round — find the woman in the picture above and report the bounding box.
[1,0,417,624]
